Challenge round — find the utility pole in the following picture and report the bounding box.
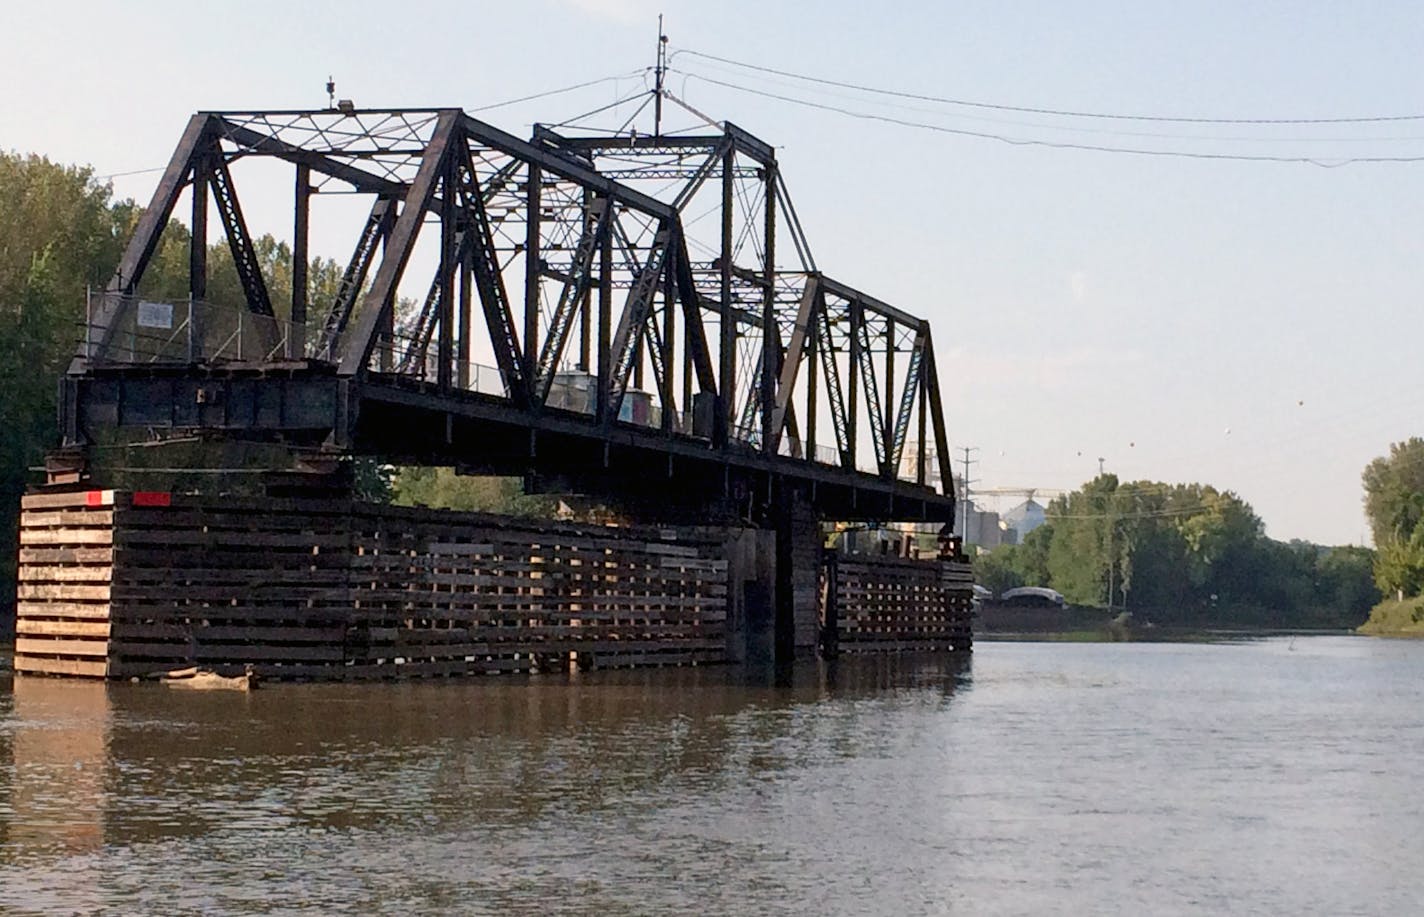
[957,446,979,544]
[652,15,668,137]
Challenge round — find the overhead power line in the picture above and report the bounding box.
[674,48,1424,126]
[467,68,649,113]
[673,69,1424,167]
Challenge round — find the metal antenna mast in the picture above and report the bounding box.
[653,14,668,136]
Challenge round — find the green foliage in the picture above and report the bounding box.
[1357,596,1424,636]
[1361,439,1424,598]
[391,467,557,517]
[979,473,1376,625]
[0,153,134,621]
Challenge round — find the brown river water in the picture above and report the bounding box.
[1,636,1421,915]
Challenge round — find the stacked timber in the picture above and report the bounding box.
[14,491,727,680]
[14,492,116,678]
[834,555,974,653]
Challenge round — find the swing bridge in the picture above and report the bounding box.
[60,105,958,526]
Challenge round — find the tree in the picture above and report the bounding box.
[0,154,133,623]
[1363,438,1424,545]
[1362,440,1424,598]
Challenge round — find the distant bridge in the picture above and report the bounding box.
[61,107,957,525]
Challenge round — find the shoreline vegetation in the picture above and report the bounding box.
[971,474,1379,635]
[1357,597,1424,637]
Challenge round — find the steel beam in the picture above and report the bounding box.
[339,111,460,375]
[318,195,395,359]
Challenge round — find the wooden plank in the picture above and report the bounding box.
[17,583,111,601]
[22,510,115,528]
[18,565,114,583]
[17,619,111,638]
[21,491,108,510]
[16,601,112,620]
[14,656,110,678]
[19,547,114,565]
[16,636,110,658]
[19,529,113,546]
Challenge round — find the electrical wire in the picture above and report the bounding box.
[676,57,1424,145]
[674,70,1424,167]
[468,69,648,113]
[674,48,1424,126]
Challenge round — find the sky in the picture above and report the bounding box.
[4,0,1424,545]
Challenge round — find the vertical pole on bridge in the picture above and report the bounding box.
[190,151,208,327]
[525,166,541,386]
[717,145,734,446]
[760,163,777,453]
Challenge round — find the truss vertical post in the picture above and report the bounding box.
[664,263,677,432]
[760,163,777,453]
[189,154,208,304]
[717,145,735,446]
[437,157,458,391]
[579,188,593,373]
[885,317,896,475]
[596,210,613,422]
[524,165,541,384]
[917,346,928,486]
[458,249,472,390]
[290,163,310,358]
[806,305,818,460]
[847,297,860,471]
[923,336,954,501]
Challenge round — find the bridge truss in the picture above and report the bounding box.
[64,107,957,524]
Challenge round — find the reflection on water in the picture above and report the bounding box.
[2,640,1422,915]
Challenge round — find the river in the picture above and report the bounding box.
[0,636,1420,915]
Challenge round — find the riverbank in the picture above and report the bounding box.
[975,604,1361,642]
[1357,597,1424,637]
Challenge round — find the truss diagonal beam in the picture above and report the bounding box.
[768,276,819,452]
[854,303,888,475]
[670,229,717,395]
[319,196,395,359]
[210,154,274,318]
[889,327,926,473]
[339,111,460,375]
[816,293,852,468]
[606,221,672,421]
[72,114,214,372]
[461,149,526,402]
[535,196,610,404]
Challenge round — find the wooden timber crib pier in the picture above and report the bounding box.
[14,490,974,681]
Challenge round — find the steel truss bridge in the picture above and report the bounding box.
[63,107,957,525]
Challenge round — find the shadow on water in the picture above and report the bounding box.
[0,653,971,865]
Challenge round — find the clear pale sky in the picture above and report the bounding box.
[5,0,1422,545]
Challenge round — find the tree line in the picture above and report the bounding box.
[973,474,1379,628]
[0,152,387,623]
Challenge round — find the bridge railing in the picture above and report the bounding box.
[79,292,305,366]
